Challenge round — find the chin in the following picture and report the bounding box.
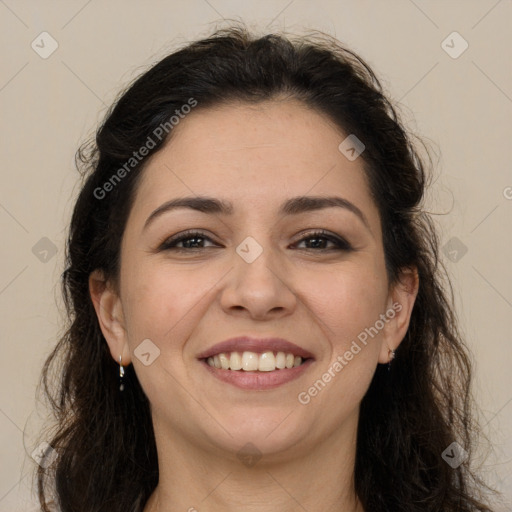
[207,413,312,459]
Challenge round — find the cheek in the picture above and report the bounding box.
[120,264,200,351]
[300,265,388,417]
[308,262,388,342]
[120,264,207,398]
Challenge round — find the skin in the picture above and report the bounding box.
[89,98,419,512]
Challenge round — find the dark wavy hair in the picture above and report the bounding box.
[34,23,498,512]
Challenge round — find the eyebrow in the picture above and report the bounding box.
[143,195,371,232]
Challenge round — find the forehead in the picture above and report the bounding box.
[129,99,379,226]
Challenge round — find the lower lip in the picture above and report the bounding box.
[199,359,314,390]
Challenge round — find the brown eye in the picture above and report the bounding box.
[294,230,353,252]
[159,229,353,253]
[159,231,218,251]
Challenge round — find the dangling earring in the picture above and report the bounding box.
[388,348,396,372]
[119,355,125,391]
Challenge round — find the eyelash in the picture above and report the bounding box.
[158,229,353,253]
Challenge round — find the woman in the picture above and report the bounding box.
[35,24,497,512]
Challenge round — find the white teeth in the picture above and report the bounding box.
[258,351,275,372]
[230,351,243,370]
[219,353,230,370]
[242,351,259,371]
[275,351,286,369]
[206,351,304,371]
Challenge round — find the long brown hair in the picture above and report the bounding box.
[35,24,498,511]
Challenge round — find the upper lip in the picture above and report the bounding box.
[196,336,315,360]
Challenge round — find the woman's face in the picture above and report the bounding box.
[94,99,416,460]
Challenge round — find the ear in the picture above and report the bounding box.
[89,269,132,365]
[378,266,419,364]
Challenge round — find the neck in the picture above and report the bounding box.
[144,409,364,512]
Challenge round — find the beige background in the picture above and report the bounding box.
[1,1,511,510]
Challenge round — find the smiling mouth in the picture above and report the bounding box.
[202,350,311,372]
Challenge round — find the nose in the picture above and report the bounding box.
[219,241,298,320]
